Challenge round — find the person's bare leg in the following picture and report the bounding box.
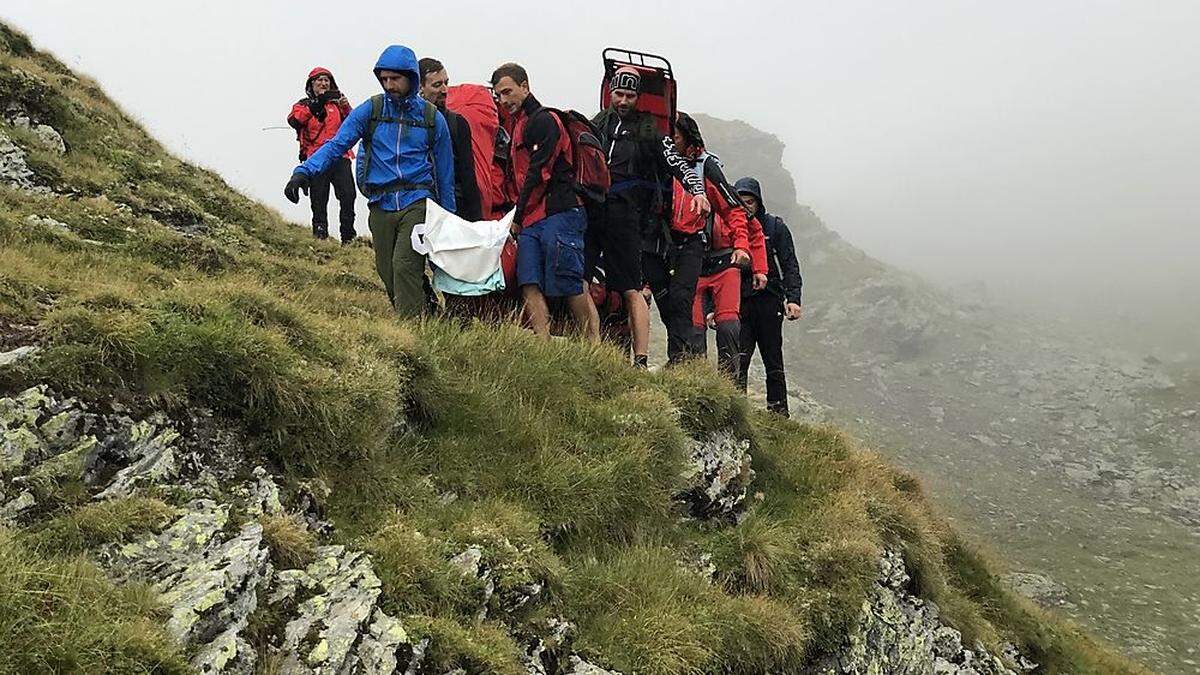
[522,285,551,339]
[567,292,600,343]
[624,289,649,361]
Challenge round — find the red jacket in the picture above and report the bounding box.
[506,94,577,227]
[672,154,768,275]
[287,67,353,161]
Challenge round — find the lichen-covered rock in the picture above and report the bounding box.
[93,419,180,499]
[817,550,1032,674]
[677,431,754,520]
[276,545,415,674]
[111,500,270,674]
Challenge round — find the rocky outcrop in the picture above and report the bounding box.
[7,107,67,154]
[0,384,629,674]
[0,128,45,193]
[818,551,1035,675]
[677,431,754,520]
[1002,571,1073,610]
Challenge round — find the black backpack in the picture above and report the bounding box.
[356,94,439,199]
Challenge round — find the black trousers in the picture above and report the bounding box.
[309,157,356,242]
[738,293,789,415]
[643,234,704,364]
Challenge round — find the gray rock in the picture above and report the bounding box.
[94,420,179,499]
[278,545,411,674]
[817,550,1023,674]
[678,431,755,520]
[112,501,269,673]
[0,129,49,194]
[0,345,40,367]
[564,655,623,675]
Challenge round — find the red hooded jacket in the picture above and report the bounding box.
[671,154,767,275]
[287,67,354,161]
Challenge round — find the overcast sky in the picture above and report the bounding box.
[4,1,1198,333]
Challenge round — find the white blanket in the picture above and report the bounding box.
[410,200,512,284]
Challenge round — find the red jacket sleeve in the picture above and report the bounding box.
[288,101,312,129]
[710,180,750,254]
[745,212,768,274]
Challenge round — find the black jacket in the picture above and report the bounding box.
[444,108,483,221]
[591,107,705,196]
[734,177,802,304]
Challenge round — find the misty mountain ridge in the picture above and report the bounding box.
[693,113,1200,673]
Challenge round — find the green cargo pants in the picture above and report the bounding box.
[368,200,428,317]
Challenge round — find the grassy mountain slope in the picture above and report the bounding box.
[0,24,1139,674]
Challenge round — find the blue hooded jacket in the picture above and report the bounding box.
[295,45,456,213]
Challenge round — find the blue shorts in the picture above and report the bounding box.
[516,207,586,297]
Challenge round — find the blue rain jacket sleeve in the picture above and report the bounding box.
[432,110,457,213]
[294,102,370,178]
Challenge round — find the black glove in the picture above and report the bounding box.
[319,89,341,104]
[307,98,326,121]
[284,172,311,204]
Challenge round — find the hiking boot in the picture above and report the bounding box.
[633,354,649,370]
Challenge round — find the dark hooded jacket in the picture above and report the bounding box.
[295,46,456,213]
[734,177,802,304]
[287,67,353,161]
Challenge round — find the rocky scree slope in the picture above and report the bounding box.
[0,24,1139,674]
[697,113,1200,673]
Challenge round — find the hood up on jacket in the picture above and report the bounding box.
[734,176,765,216]
[304,67,340,99]
[372,45,421,98]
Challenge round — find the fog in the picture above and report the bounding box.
[4,0,1198,348]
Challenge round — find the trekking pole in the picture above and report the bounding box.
[261,125,292,131]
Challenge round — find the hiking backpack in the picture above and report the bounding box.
[356,93,439,199]
[542,108,610,204]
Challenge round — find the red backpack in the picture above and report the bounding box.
[543,108,610,203]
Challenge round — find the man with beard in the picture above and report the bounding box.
[419,58,483,221]
[284,45,456,317]
[591,67,709,368]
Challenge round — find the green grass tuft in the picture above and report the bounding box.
[0,528,189,674]
[23,496,175,553]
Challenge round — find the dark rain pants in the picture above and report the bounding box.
[309,157,356,242]
[737,293,789,416]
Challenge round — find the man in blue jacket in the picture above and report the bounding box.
[733,177,803,416]
[285,45,456,317]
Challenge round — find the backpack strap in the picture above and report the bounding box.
[357,95,440,199]
[423,100,438,201]
[356,94,385,197]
